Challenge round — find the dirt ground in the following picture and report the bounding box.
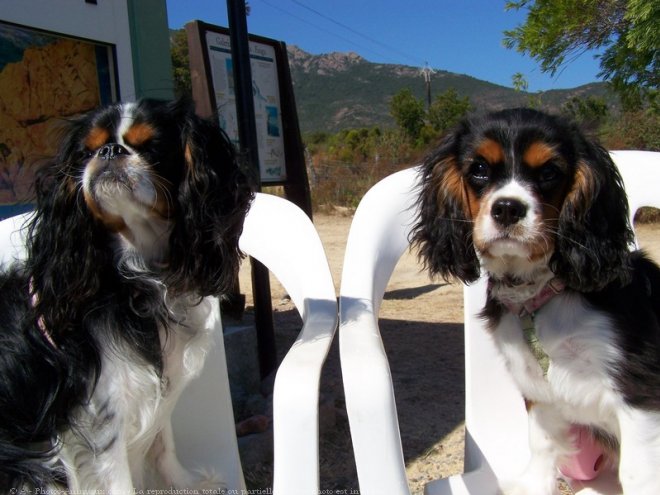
[238,213,660,494]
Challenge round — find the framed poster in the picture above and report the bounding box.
[0,22,117,218]
[186,21,310,205]
[205,30,286,182]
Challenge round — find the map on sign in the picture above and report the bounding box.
[205,31,286,182]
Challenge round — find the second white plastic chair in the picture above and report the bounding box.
[339,151,660,495]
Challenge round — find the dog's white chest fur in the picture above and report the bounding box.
[492,292,623,433]
[61,297,218,491]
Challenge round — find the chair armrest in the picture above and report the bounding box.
[339,167,421,495]
[239,193,338,495]
[172,298,247,490]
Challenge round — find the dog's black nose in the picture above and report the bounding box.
[97,143,128,160]
[491,198,528,227]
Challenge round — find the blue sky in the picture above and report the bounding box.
[166,0,604,92]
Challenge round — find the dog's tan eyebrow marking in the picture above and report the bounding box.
[84,127,110,150]
[524,141,558,168]
[123,122,156,147]
[475,138,504,164]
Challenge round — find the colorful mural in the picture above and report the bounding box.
[0,23,115,218]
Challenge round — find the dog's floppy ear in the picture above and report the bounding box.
[411,123,481,284]
[167,102,255,297]
[551,137,635,291]
[26,114,112,340]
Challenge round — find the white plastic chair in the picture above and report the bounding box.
[338,151,660,495]
[0,192,338,495]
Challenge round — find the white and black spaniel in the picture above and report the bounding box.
[0,99,253,491]
[411,108,660,494]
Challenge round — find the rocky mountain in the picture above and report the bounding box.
[285,45,613,134]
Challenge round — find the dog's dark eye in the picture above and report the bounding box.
[538,164,561,184]
[82,148,96,160]
[536,164,565,194]
[469,160,491,183]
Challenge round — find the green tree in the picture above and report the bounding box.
[562,95,609,131]
[390,88,425,141]
[503,0,659,109]
[170,29,191,98]
[512,72,529,93]
[427,89,471,134]
[511,72,542,108]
